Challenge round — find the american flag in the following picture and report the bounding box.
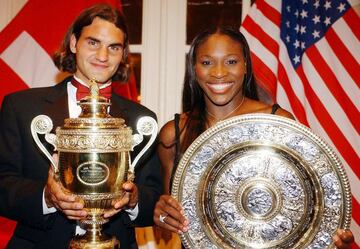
[241,0,360,247]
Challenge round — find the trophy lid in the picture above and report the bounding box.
[55,78,133,153]
[63,79,126,129]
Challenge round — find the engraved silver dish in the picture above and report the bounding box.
[171,114,351,249]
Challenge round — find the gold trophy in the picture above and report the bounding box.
[30,79,157,249]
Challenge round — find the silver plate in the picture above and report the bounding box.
[171,114,351,249]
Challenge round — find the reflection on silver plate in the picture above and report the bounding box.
[171,114,351,249]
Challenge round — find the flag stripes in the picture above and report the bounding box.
[241,0,360,246]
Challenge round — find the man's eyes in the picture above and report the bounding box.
[88,40,98,46]
[109,45,122,51]
[86,40,122,53]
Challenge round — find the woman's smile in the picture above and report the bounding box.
[206,82,234,93]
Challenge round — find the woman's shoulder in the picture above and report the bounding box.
[246,99,295,120]
[159,113,189,146]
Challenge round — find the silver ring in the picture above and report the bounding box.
[159,214,168,223]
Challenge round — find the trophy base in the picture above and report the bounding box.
[69,234,119,249]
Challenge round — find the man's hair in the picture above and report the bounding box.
[53,3,130,81]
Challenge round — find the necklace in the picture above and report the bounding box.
[206,96,245,122]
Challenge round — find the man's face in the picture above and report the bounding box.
[70,17,125,85]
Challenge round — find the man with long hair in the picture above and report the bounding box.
[0,4,161,249]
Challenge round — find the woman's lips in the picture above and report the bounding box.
[206,82,234,93]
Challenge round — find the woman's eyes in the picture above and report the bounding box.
[227,59,238,65]
[200,59,238,66]
[201,60,211,65]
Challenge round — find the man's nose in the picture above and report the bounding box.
[96,46,108,62]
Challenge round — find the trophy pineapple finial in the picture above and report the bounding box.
[89,77,99,99]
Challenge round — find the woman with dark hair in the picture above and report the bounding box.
[153,26,353,248]
[178,26,293,160]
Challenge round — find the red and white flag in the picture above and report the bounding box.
[0,0,138,247]
[241,0,360,247]
[0,0,138,105]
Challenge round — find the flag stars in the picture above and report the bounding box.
[312,15,320,24]
[300,9,308,19]
[301,42,306,50]
[324,1,332,10]
[293,39,300,49]
[280,0,347,68]
[312,30,320,39]
[324,16,331,26]
[293,55,301,64]
[314,0,320,9]
[295,10,299,18]
[300,26,306,34]
[337,3,346,12]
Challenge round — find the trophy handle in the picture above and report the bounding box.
[130,116,158,172]
[31,115,58,172]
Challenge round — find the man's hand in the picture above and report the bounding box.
[44,166,87,220]
[103,181,138,218]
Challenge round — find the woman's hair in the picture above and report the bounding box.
[181,26,259,153]
[53,3,130,82]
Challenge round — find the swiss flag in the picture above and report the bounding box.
[0,0,138,105]
[0,0,138,247]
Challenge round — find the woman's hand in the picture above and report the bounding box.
[154,195,189,233]
[333,229,354,249]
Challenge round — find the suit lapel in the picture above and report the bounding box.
[109,94,129,124]
[43,78,70,129]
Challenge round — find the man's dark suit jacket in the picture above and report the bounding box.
[0,77,162,249]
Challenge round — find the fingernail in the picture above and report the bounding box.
[75,203,83,209]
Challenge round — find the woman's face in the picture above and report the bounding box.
[195,33,246,106]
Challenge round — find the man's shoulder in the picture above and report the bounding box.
[7,86,52,98]
[5,80,68,101]
[112,94,156,117]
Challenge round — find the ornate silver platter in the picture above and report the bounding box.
[171,114,351,249]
